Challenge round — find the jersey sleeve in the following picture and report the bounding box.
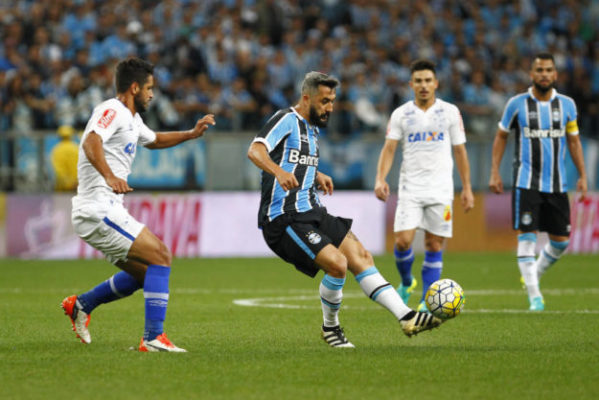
[498,95,519,132]
[385,108,402,141]
[138,120,157,146]
[253,111,292,152]
[448,104,466,145]
[563,98,579,136]
[87,106,121,142]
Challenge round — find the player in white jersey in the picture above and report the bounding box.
[374,59,474,312]
[61,57,215,352]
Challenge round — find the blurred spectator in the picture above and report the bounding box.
[0,0,596,140]
[50,125,78,191]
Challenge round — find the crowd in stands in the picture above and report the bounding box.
[1,0,598,140]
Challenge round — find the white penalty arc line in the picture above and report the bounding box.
[232,289,599,314]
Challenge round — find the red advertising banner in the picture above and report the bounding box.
[570,194,599,254]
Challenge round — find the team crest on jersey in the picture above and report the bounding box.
[98,109,116,129]
[521,212,532,226]
[552,109,560,122]
[307,231,321,244]
[443,205,452,222]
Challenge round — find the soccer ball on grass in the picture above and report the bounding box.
[424,278,465,319]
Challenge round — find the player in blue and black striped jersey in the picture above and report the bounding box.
[248,72,443,347]
[489,52,587,311]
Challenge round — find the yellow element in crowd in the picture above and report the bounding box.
[51,125,79,191]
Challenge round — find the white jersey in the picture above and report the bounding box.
[75,98,156,203]
[386,98,466,201]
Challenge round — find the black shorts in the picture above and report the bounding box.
[512,188,571,236]
[261,207,353,278]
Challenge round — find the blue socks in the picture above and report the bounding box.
[421,250,443,302]
[394,247,415,287]
[77,271,141,314]
[143,264,171,341]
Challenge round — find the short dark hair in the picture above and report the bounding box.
[532,52,555,67]
[115,57,154,94]
[410,59,436,75]
[301,71,339,96]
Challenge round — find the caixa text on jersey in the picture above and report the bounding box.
[288,149,318,166]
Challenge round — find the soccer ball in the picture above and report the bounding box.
[424,279,465,319]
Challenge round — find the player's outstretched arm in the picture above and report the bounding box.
[82,131,132,194]
[488,128,509,194]
[247,142,299,191]
[453,143,474,212]
[374,139,398,202]
[146,114,215,149]
[566,133,588,201]
[316,171,334,195]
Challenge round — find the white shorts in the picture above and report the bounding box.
[394,196,453,237]
[72,196,145,265]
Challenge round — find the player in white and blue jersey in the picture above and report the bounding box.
[61,57,215,351]
[489,52,587,311]
[248,72,443,347]
[374,59,475,313]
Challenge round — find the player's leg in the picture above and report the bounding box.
[536,234,569,278]
[513,189,543,310]
[393,197,422,303]
[418,202,452,312]
[313,244,354,348]
[535,193,571,280]
[64,202,146,344]
[126,227,185,352]
[418,232,445,311]
[340,231,441,337]
[394,229,418,304]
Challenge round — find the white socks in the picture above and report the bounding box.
[355,266,411,320]
[518,233,541,299]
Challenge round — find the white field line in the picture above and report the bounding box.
[232,289,599,313]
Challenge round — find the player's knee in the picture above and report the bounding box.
[424,240,443,252]
[327,253,348,278]
[395,238,411,251]
[154,240,172,266]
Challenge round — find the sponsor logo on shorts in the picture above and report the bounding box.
[98,109,116,129]
[521,212,532,226]
[307,231,321,244]
[566,224,571,232]
[443,205,452,222]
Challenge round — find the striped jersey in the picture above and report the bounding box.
[499,87,579,193]
[253,107,322,227]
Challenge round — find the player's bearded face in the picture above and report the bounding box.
[309,103,330,127]
[531,59,556,93]
[308,86,335,128]
[134,76,154,112]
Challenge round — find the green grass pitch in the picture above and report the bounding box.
[1,253,598,400]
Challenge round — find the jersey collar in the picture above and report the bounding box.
[528,87,556,102]
[291,106,319,132]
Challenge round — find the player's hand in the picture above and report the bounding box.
[190,114,216,138]
[106,175,133,194]
[374,179,389,201]
[576,177,588,201]
[461,188,474,212]
[316,172,334,195]
[488,172,503,194]
[275,170,299,191]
